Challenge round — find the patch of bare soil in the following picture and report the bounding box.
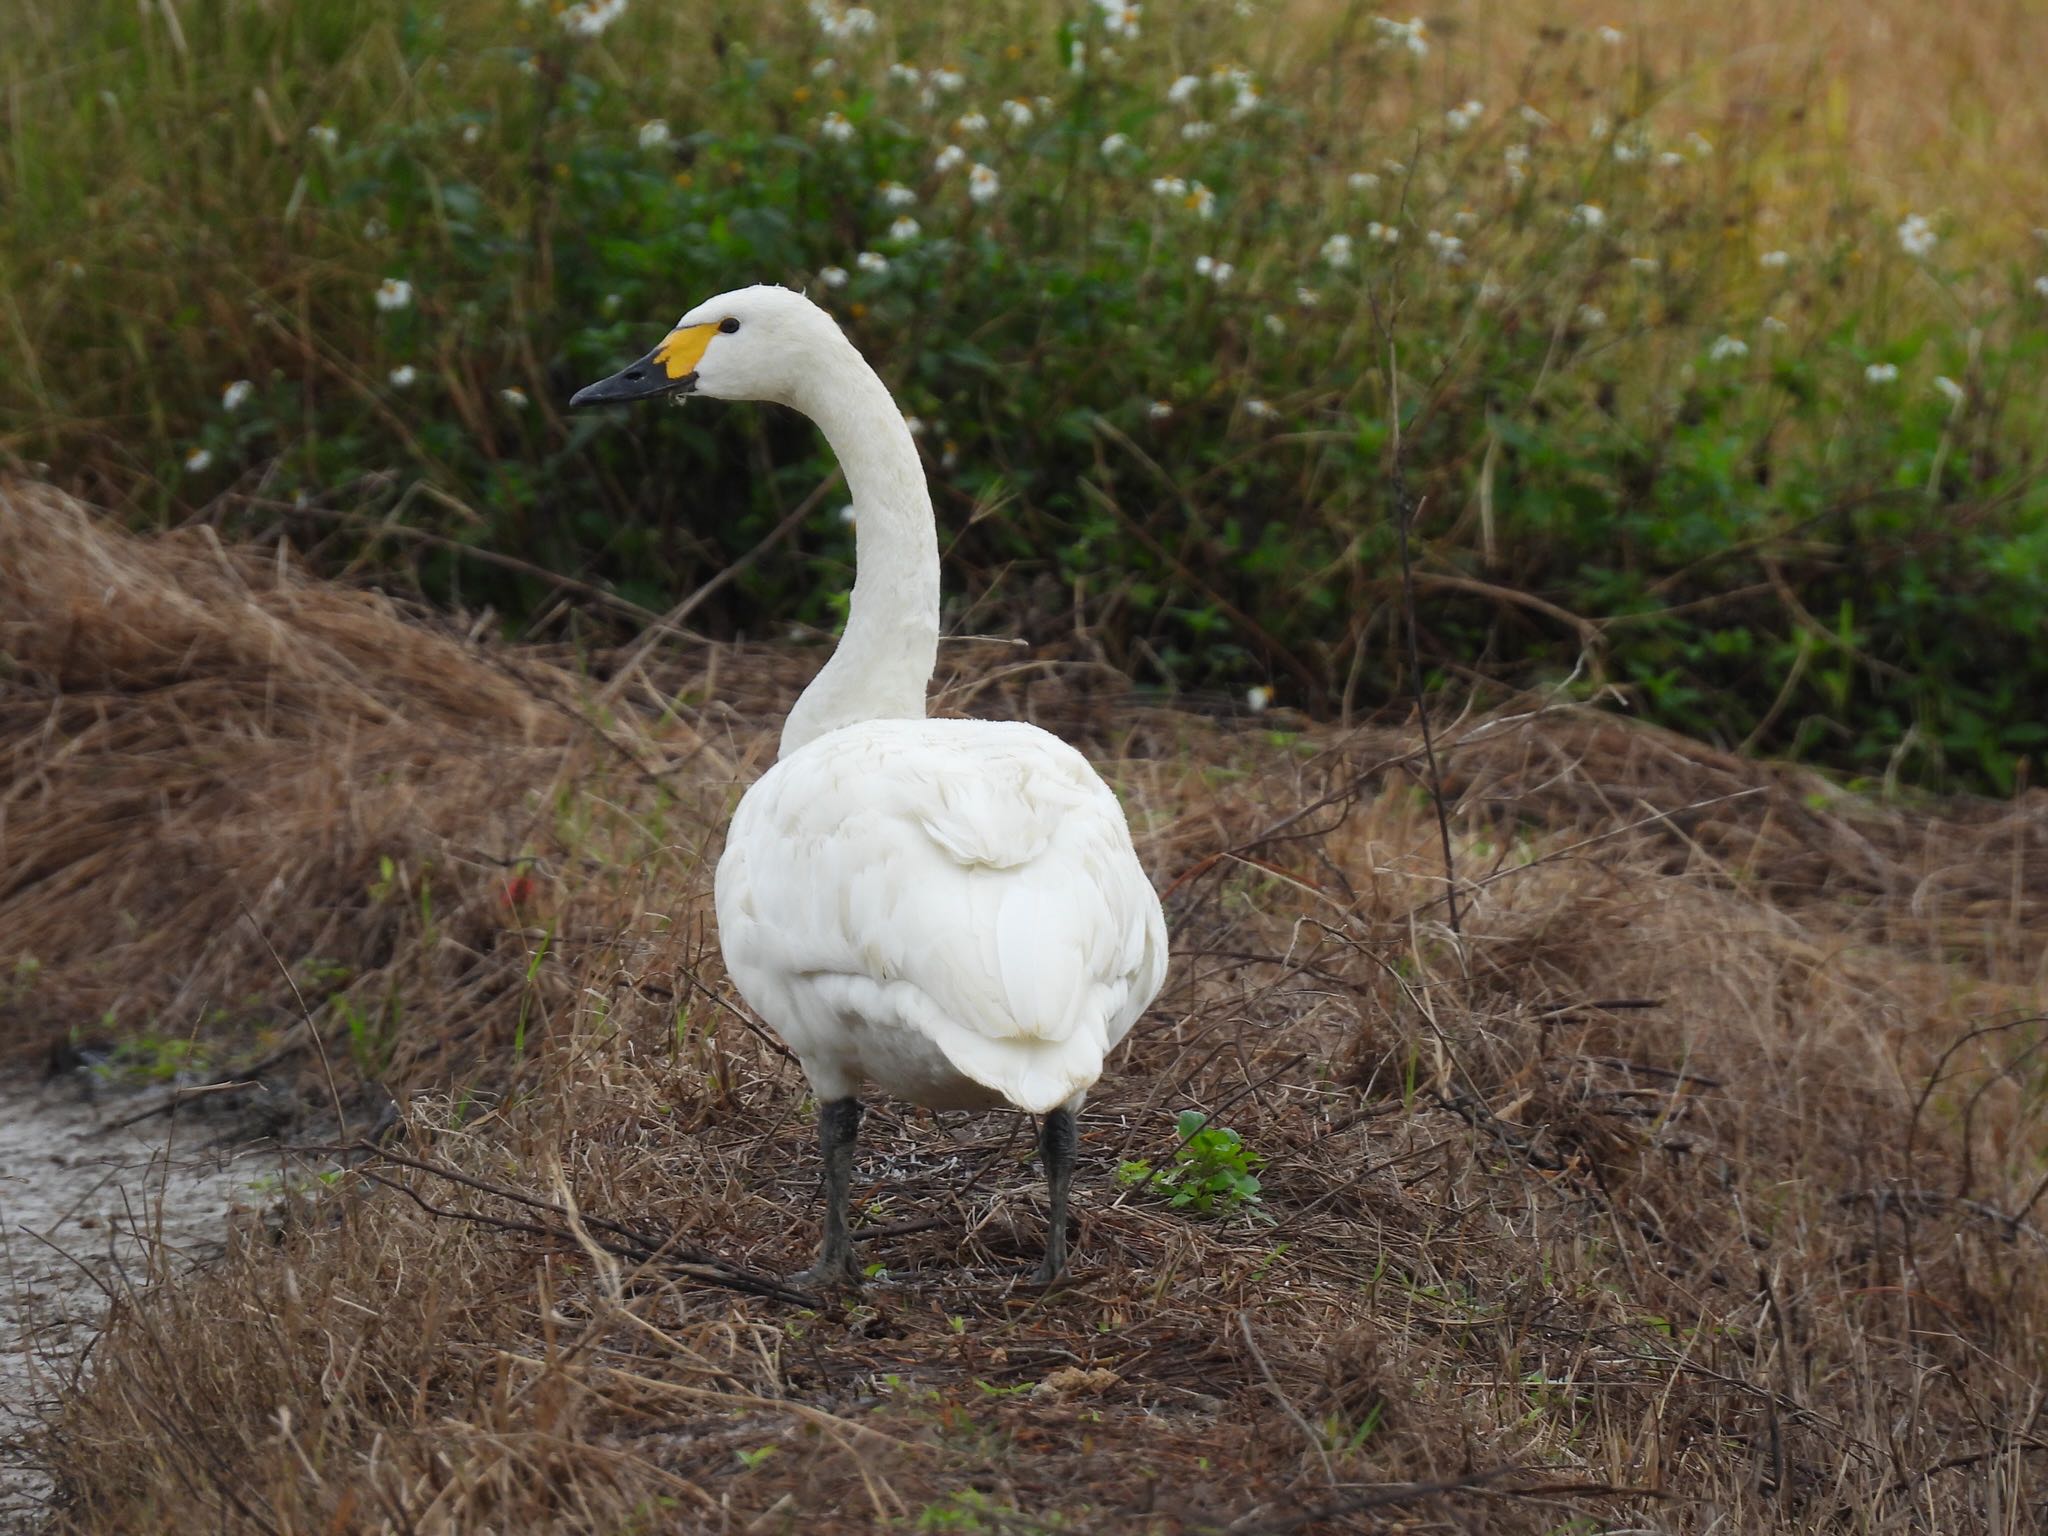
[0,1084,263,1532]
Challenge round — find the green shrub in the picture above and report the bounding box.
[5,0,2045,789]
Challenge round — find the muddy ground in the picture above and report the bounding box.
[0,1085,264,1531]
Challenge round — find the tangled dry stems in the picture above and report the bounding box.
[3,485,2045,1532]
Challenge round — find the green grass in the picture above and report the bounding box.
[5,0,2047,789]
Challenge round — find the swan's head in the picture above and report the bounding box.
[569,285,846,411]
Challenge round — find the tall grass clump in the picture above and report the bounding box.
[4,0,2047,789]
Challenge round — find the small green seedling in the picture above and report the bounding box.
[1116,1109,1266,1216]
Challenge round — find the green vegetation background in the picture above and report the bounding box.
[6,0,2046,791]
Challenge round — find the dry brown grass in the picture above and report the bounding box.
[5,485,2046,1533]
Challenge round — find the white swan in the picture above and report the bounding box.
[572,286,1168,1285]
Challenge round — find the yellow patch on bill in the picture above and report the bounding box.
[653,322,718,380]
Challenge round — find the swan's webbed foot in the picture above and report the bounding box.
[788,1253,864,1291]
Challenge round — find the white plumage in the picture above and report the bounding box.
[573,284,1168,1285]
[717,718,1166,1116]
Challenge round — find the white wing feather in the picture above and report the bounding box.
[715,717,1167,1114]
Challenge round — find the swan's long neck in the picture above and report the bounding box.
[779,343,939,757]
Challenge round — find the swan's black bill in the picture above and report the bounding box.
[569,352,697,408]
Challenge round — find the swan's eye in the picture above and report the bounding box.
[718,318,740,334]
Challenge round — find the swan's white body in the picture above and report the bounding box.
[717,718,1166,1115]
[672,287,1165,1119]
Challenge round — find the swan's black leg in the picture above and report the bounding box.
[1034,1106,1078,1285]
[791,1096,864,1289]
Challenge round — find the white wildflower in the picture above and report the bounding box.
[1504,143,1530,183]
[819,111,855,143]
[1371,15,1429,56]
[819,265,849,288]
[1864,362,1899,385]
[461,123,482,145]
[1572,203,1605,230]
[2031,274,2048,298]
[1445,99,1484,134]
[836,503,857,526]
[1246,684,1272,712]
[1263,314,1285,336]
[388,365,418,388]
[1167,73,1201,105]
[1151,175,1188,198]
[1759,249,1790,270]
[501,387,529,408]
[903,415,926,436]
[956,111,988,134]
[1478,278,1506,305]
[887,62,922,87]
[1321,233,1354,269]
[1100,132,1132,157]
[1348,171,1380,192]
[968,163,1000,205]
[887,216,921,241]
[374,277,413,312]
[220,379,254,411]
[1934,375,1965,405]
[1193,254,1233,283]
[1148,400,1173,420]
[559,0,628,39]
[307,124,340,150]
[1001,99,1034,128]
[1100,2,1143,41]
[1181,120,1216,141]
[1685,131,1714,157]
[638,119,672,150]
[1657,150,1686,169]
[1896,214,1938,258]
[934,144,966,173]
[183,448,212,473]
[1518,105,1552,128]
[1243,399,1276,419]
[1629,255,1659,273]
[1760,315,1789,334]
[1296,285,1321,306]
[1425,229,1465,265]
[1576,304,1606,328]
[1613,139,1643,164]
[878,181,917,208]
[1230,85,1262,120]
[930,68,964,93]
[856,250,890,273]
[811,58,839,78]
[1707,335,1748,361]
[809,2,875,40]
[1186,180,1216,218]
[1596,25,1625,44]
[1367,221,1400,245]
